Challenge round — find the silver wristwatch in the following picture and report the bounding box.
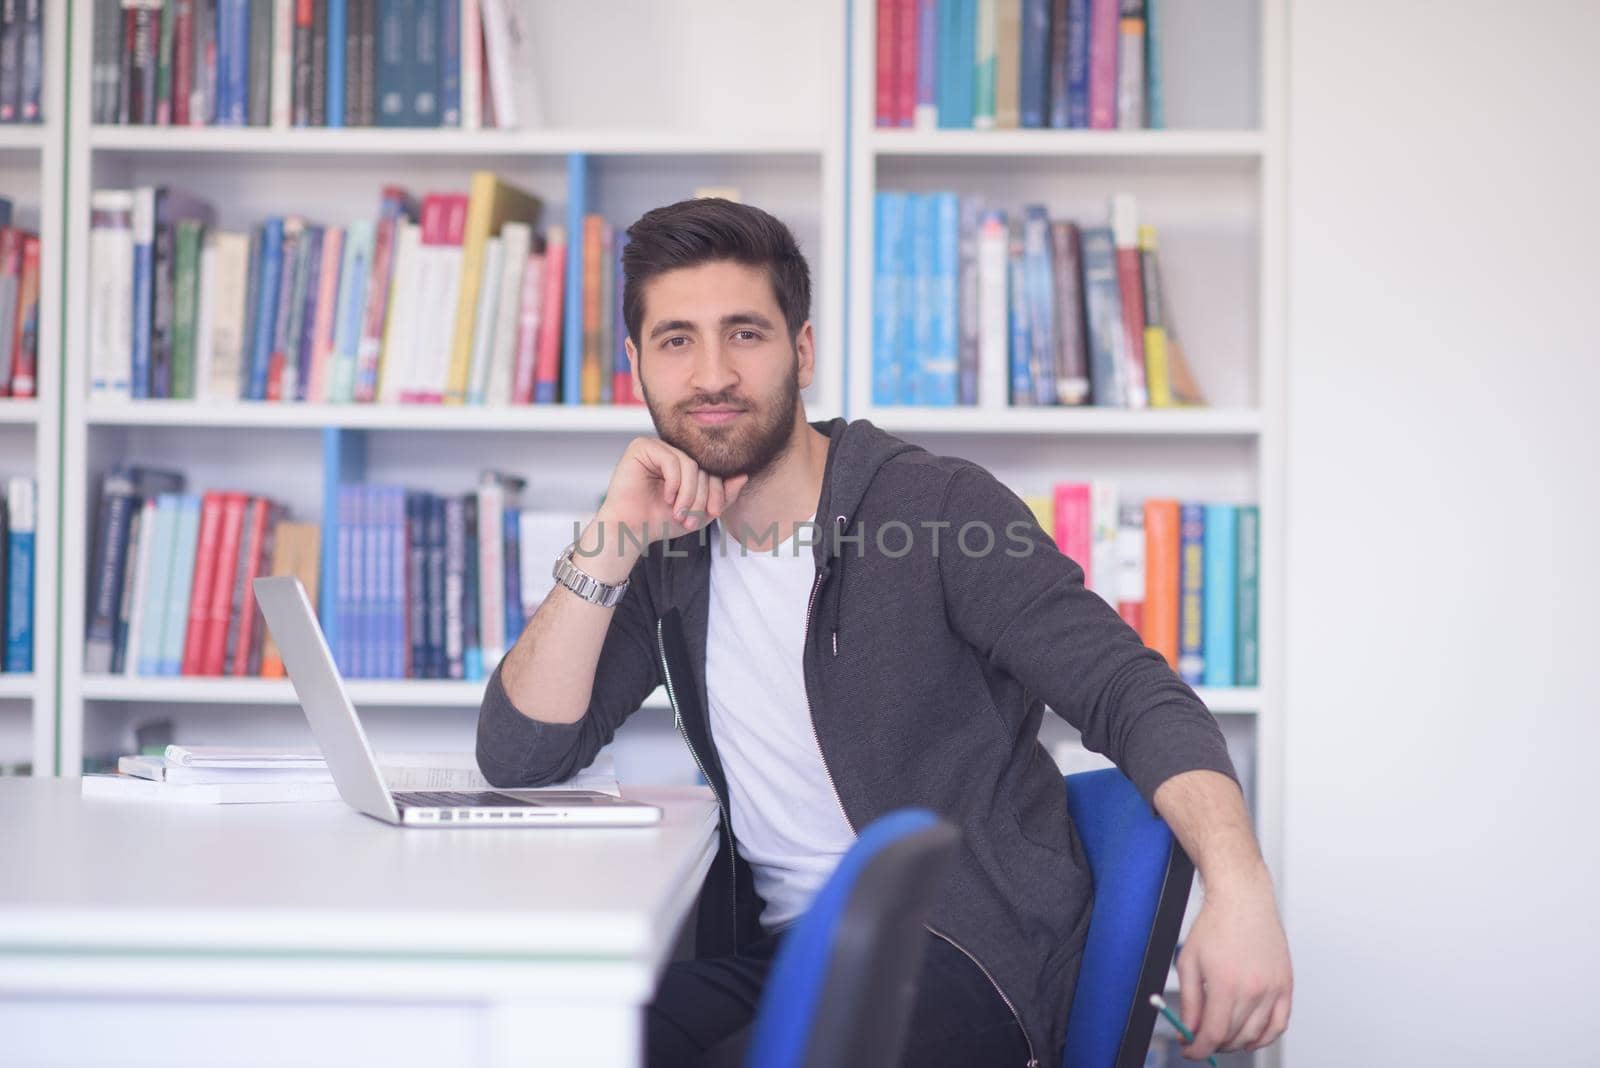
[551,543,630,608]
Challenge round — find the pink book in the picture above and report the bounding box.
[1088,0,1119,130]
[530,228,567,404]
[1053,483,1093,587]
[509,248,545,405]
[875,0,897,126]
[306,226,344,403]
[894,0,918,126]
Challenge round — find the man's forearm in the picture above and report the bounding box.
[1152,769,1272,896]
[498,513,641,726]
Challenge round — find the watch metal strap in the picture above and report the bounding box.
[552,546,630,609]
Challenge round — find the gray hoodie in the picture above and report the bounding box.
[477,417,1239,1065]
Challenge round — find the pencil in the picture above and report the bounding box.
[1148,993,1219,1068]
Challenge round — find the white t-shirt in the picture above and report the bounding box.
[705,515,856,931]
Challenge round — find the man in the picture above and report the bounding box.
[477,198,1291,1067]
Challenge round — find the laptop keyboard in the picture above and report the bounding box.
[393,790,541,808]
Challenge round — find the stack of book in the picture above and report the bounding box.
[82,744,621,803]
[1,475,34,674]
[1024,482,1257,687]
[0,198,42,401]
[875,0,1166,131]
[88,175,639,407]
[83,465,318,678]
[324,474,584,681]
[0,0,46,124]
[874,190,1202,409]
[92,0,542,129]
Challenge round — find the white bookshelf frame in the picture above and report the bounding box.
[0,0,66,776]
[54,1,849,778]
[847,3,1286,1055]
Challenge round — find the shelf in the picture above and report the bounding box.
[0,400,40,425]
[0,675,35,700]
[80,674,673,712]
[84,400,656,433]
[0,126,46,153]
[1194,688,1262,715]
[871,128,1264,162]
[87,125,826,159]
[859,406,1262,438]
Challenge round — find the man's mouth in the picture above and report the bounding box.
[687,406,747,426]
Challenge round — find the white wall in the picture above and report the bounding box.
[1284,2,1600,1065]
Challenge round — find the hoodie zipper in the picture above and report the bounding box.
[803,563,1038,1068]
[657,617,738,943]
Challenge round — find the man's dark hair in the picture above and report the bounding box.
[621,197,812,351]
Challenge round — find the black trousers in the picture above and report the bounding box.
[645,928,1033,1068]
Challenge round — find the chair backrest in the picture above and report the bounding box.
[745,808,960,1068]
[1061,769,1196,1068]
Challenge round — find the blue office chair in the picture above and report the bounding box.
[744,808,960,1068]
[1062,768,1197,1068]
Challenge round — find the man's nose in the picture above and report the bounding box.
[688,341,739,396]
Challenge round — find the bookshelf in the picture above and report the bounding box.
[848,0,1285,1053]
[0,0,65,778]
[55,1,848,776]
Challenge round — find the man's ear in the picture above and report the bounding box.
[626,336,642,400]
[795,321,816,390]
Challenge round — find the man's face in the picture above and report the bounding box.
[628,259,815,480]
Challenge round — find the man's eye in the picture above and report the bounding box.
[663,336,689,349]
[733,330,759,342]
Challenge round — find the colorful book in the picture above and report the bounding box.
[1203,503,1237,688]
[1177,501,1204,685]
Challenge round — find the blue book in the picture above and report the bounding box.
[354,485,372,678]
[935,0,959,127]
[215,0,233,126]
[1203,504,1238,688]
[1177,502,1205,686]
[1144,0,1164,128]
[388,486,408,679]
[130,191,156,399]
[326,0,346,126]
[1079,226,1125,406]
[924,192,959,405]
[228,0,250,125]
[293,225,324,401]
[1021,205,1059,406]
[376,0,411,126]
[425,494,446,678]
[330,220,373,402]
[246,218,284,401]
[437,0,460,125]
[368,485,388,678]
[560,154,588,405]
[906,194,936,405]
[442,495,466,678]
[332,485,352,675]
[915,0,938,124]
[137,494,181,677]
[462,495,482,681]
[405,492,427,677]
[1019,0,1049,127]
[1236,505,1259,687]
[411,0,442,125]
[613,235,631,397]
[872,192,906,406]
[3,479,35,673]
[1006,219,1033,405]
[503,507,523,651]
[158,495,201,677]
[1067,0,1091,127]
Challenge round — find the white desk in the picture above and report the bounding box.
[0,779,719,1068]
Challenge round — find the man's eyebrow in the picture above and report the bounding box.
[648,312,778,341]
[648,318,698,341]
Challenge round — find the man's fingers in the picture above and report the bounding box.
[1185,976,1234,1062]
[1247,992,1291,1052]
[686,470,711,529]
[1175,948,1203,1037]
[673,453,698,517]
[707,477,727,519]
[1227,994,1274,1052]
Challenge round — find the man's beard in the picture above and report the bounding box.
[642,356,801,481]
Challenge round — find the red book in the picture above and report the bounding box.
[173,0,194,126]
[0,229,19,395]
[509,247,545,405]
[875,0,897,127]
[894,0,917,126]
[1141,499,1181,671]
[1052,483,1092,587]
[530,227,567,403]
[200,493,249,675]
[1115,246,1148,407]
[231,499,275,675]
[1088,0,1119,129]
[181,492,226,675]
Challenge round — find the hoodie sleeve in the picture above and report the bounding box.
[936,463,1239,807]
[475,553,662,788]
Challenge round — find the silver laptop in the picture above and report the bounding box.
[253,575,661,828]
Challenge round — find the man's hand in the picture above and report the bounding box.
[1174,872,1292,1060]
[597,436,748,545]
